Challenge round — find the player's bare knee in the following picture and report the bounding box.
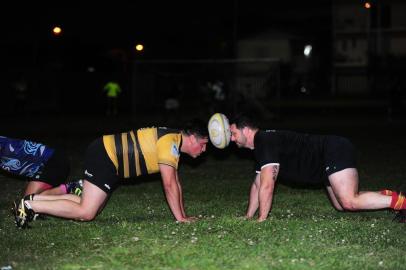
[79,214,96,221]
[333,204,344,211]
[340,199,357,211]
[77,209,97,221]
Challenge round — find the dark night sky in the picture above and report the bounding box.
[0,1,332,114]
[1,1,331,60]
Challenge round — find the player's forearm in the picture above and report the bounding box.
[246,182,259,218]
[163,182,185,221]
[257,165,278,221]
[175,176,186,217]
[258,185,273,221]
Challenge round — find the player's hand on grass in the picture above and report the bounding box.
[185,216,199,222]
[177,216,198,223]
[235,215,254,221]
[257,217,267,222]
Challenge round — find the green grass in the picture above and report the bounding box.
[1,125,406,269]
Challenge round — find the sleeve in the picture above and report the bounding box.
[254,132,280,171]
[255,161,261,174]
[156,134,181,169]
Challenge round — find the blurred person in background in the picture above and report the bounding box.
[103,80,122,116]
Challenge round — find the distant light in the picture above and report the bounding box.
[304,45,312,58]
[87,66,95,73]
[52,26,62,36]
[135,44,144,51]
[364,2,371,9]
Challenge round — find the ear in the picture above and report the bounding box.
[189,134,197,144]
[242,127,250,136]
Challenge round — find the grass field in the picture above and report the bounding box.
[1,115,406,269]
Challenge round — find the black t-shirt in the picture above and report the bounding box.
[254,130,328,184]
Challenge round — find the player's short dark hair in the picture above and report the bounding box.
[182,118,208,139]
[231,113,259,130]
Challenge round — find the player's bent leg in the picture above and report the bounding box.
[328,168,392,210]
[24,181,53,195]
[38,180,84,196]
[77,180,109,221]
[325,185,344,211]
[30,180,108,221]
[39,184,69,196]
[33,193,82,204]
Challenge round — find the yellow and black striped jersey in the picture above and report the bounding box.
[102,127,181,178]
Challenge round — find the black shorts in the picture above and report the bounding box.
[83,138,119,194]
[34,149,70,186]
[323,135,357,183]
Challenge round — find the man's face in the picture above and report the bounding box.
[188,135,208,158]
[230,124,247,148]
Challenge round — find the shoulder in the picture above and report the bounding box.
[255,130,278,144]
[157,130,181,154]
[158,134,181,146]
[156,130,181,168]
[157,127,180,138]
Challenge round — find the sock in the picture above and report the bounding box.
[390,192,405,210]
[23,200,38,220]
[60,183,68,194]
[24,194,35,201]
[380,189,393,196]
[24,200,32,210]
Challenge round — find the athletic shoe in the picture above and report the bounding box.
[12,198,35,229]
[23,193,40,220]
[393,210,406,223]
[66,180,84,196]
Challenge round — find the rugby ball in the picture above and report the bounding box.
[208,113,231,149]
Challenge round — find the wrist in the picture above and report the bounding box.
[257,214,268,221]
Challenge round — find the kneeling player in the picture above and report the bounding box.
[1,135,82,196]
[229,114,406,223]
[13,119,208,228]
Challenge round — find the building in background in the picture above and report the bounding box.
[332,0,406,95]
